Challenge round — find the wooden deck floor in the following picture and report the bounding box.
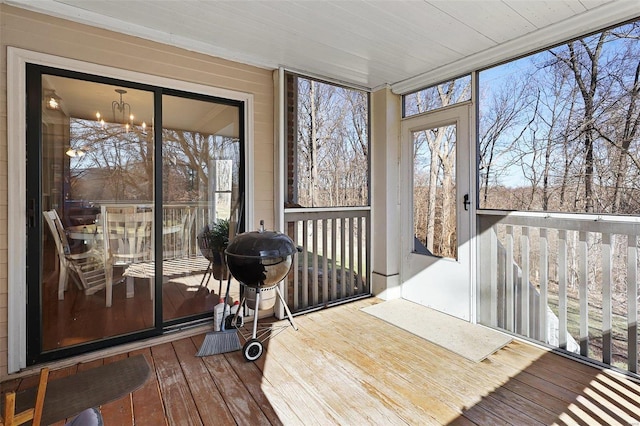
[5,298,640,425]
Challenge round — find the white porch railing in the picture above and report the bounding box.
[478,210,640,372]
[284,207,371,313]
[162,203,212,259]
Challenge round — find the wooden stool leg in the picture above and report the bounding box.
[32,367,49,426]
[3,391,16,426]
[1,367,49,426]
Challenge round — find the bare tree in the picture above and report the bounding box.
[295,78,368,208]
[478,76,533,206]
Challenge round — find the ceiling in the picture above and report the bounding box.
[5,0,640,92]
[42,74,239,135]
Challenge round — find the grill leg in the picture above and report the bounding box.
[251,290,260,339]
[275,286,298,331]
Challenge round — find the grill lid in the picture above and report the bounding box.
[225,226,296,260]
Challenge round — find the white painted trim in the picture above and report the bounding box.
[391,2,640,94]
[275,68,285,233]
[469,72,478,324]
[6,47,255,373]
[274,67,286,320]
[7,47,28,373]
[244,100,256,233]
[283,67,371,93]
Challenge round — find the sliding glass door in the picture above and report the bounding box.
[26,65,244,364]
[160,93,243,324]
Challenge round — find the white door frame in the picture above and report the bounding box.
[399,103,475,321]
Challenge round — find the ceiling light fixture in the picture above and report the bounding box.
[112,89,133,131]
[96,89,146,132]
[66,148,86,158]
[45,90,61,110]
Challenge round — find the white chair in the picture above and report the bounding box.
[43,210,111,302]
[100,206,154,307]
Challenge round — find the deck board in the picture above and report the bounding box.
[4,298,640,425]
[171,338,236,425]
[296,310,441,423]
[151,342,203,426]
[218,341,288,426]
[268,321,407,425]
[99,354,134,426]
[191,338,268,426]
[128,348,167,426]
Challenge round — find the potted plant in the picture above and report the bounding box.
[198,218,230,265]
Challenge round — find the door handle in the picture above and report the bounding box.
[463,194,470,211]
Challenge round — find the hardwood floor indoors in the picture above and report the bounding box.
[41,238,236,350]
[4,298,640,425]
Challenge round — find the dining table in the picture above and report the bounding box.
[67,223,102,243]
[67,221,194,300]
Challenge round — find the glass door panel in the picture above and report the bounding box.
[412,124,457,259]
[40,75,155,351]
[161,94,242,322]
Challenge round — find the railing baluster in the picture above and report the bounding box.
[578,231,589,357]
[628,234,638,373]
[341,217,346,299]
[506,225,514,331]
[312,219,319,306]
[559,229,568,350]
[358,216,363,295]
[292,220,299,311]
[331,218,338,301]
[521,226,530,337]
[348,217,355,297]
[364,215,370,293]
[302,219,309,309]
[322,218,328,302]
[489,225,498,327]
[540,228,548,344]
[602,233,612,365]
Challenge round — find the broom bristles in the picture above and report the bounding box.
[196,330,241,357]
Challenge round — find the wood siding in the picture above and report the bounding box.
[0,4,274,378]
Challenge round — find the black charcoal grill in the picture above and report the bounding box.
[225,221,299,361]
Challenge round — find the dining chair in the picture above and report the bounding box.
[1,367,49,426]
[100,206,154,307]
[43,210,111,302]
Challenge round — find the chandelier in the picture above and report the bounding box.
[96,89,146,132]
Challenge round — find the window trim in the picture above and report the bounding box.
[7,47,255,373]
